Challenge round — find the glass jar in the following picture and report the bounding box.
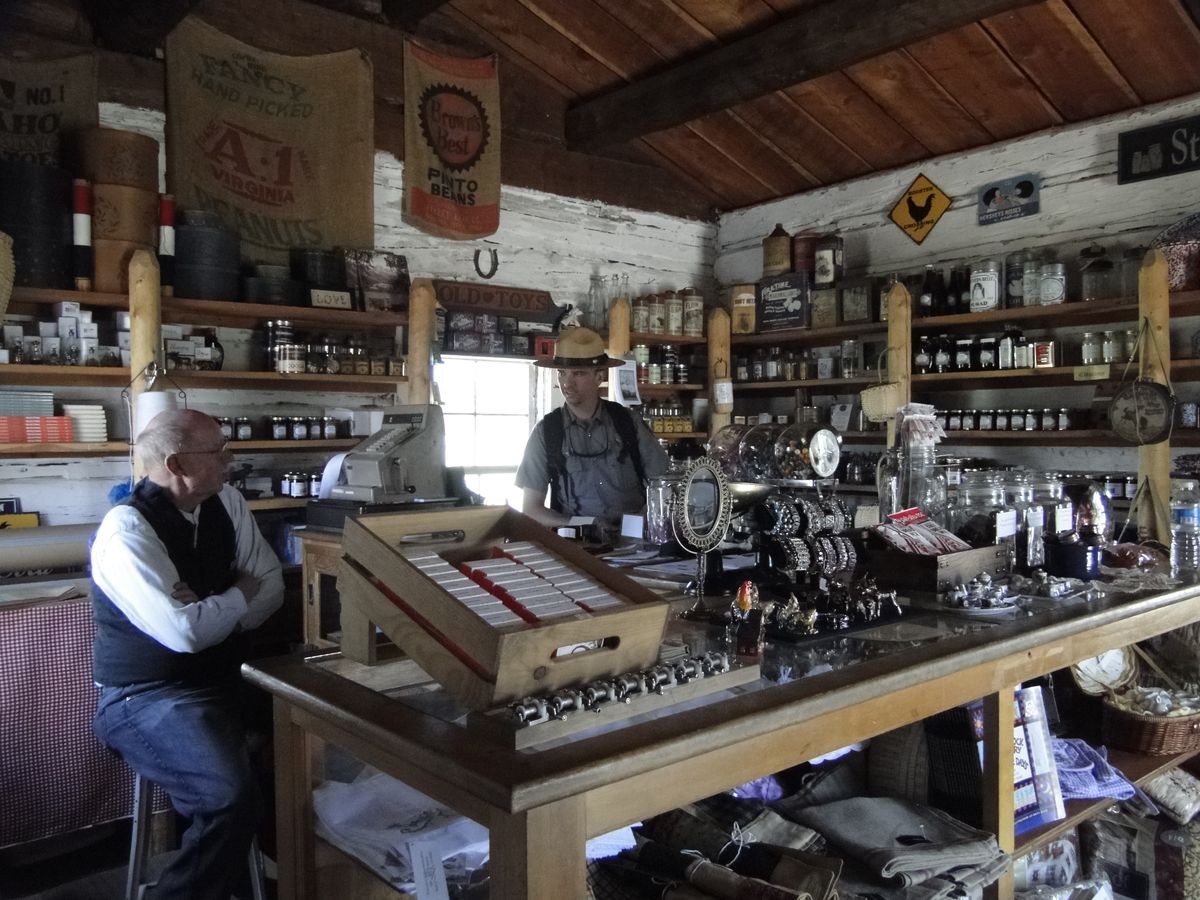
[1041,409,1057,431]
[840,339,860,378]
[305,344,325,374]
[217,417,233,440]
[898,445,948,525]
[235,416,252,440]
[961,409,977,431]
[1059,408,1073,431]
[1005,251,1028,307]
[947,409,962,430]
[952,472,1017,547]
[707,423,748,478]
[290,416,308,441]
[1080,332,1101,366]
[1123,329,1138,363]
[954,338,974,372]
[933,334,953,374]
[1078,244,1115,302]
[914,334,932,374]
[1102,331,1120,364]
[1011,409,1025,431]
[1005,472,1045,571]
[995,409,1009,431]
[275,342,305,374]
[969,260,1002,312]
[738,422,783,481]
[1022,256,1043,307]
[978,409,995,431]
[1024,408,1038,431]
[271,416,288,440]
[977,336,998,370]
[321,417,338,440]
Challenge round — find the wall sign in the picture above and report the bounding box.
[888,173,952,245]
[1118,114,1200,184]
[432,280,563,323]
[977,174,1040,226]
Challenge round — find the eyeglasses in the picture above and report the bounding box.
[174,441,230,456]
[564,423,609,459]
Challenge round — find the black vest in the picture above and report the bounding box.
[92,480,242,687]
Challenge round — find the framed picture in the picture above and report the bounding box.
[839,277,879,324]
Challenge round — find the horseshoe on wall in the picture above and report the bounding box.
[473,248,499,279]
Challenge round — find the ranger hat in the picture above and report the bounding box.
[535,326,622,369]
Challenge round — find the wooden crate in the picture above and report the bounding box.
[338,506,670,712]
[868,543,1011,596]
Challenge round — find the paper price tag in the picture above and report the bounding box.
[407,839,450,900]
[1073,364,1111,381]
[994,508,1018,539]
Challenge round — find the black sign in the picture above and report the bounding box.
[756,274,810,331]
[1118,114,1200,184]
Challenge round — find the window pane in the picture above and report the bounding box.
[475,360,532,410]
[473,415,534,467]
[434,360,478,411]
[443,413,476,467]
[466,471,523,508]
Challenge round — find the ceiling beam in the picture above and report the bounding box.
[565,0,1043,151]
[82,0,202,55]
[382,0,454,30]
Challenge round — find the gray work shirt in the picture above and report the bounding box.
[515,403,669,525]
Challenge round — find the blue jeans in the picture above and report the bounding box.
[94,680,263,900]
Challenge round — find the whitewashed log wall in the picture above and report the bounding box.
[5,104,716,525]
[718,91,1200,476]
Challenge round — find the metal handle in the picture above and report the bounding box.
[396,529,466,544]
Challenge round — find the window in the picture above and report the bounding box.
[433,356,554,507]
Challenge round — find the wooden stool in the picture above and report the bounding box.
[126,771,267,900]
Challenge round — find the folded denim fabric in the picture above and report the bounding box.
[739,809,822,851]
[786,796,1004,887]
[684,858,812,900]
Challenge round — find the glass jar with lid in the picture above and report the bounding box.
[1122,247,1147,300]
[271,416,288,440]
[217,416,234,440]
[947,409,962,430]
[995,409,1009,431]
[952,471,1018,548]
[1024,408,1038,431]
[1039,262,1067,305]
[976,336,998,370]
[1041,409,1057,431]
[969,260,1002,312]
[1123,329,1138,363]
[1004,471,1045,571]
[290,416,308,441]
[738,422,784,481]
[1102,331,1120,364]
[1011,409,1025,431]
[1078,244,1115,301]
[961,409,977,431]
[707,423,748,478]
[954,338,974,371]
[1080,332,1101,366]
[234,416,253,441]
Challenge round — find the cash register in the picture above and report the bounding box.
[307,404,463,530]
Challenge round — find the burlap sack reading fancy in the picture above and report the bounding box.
[0,54,98,165]
[403,39,500,240]
[165,17,374,265]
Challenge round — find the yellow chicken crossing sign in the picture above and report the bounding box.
[888,173,952,245]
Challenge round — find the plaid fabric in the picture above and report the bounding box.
[0,595,163,847]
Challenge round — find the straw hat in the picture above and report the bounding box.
[535,326,622,368]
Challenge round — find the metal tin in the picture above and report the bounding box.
[682,291,704,336]
[647,296,666,334]
[1032,340,1056,368]
[665,291,684,335]
[969,260,1002,312]
[1039,263,1066,305]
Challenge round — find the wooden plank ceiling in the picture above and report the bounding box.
[428,0,1200,213]
[55,0,1200,216]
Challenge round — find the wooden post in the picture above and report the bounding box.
[128,250,161,481]
[708,307,732,437]
[408,277,436,404]
[1137,249,1171,542]
[273,699,316,900]
[885,283,912,448]
[981,689,1016,900]
[607,296,631,403]
[489,798,587,900]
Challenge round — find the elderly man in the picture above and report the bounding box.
[516,326,669,531]
[91,408,283,900]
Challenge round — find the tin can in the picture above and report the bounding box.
[647,296,666,334]
[1032,340,1056,368]
[682,291,704,336]
[631,296,649,333]
[1182,401,1199,428]
[665,291,684,335]
[1039,263,1066,305]
[969,260,1002,312]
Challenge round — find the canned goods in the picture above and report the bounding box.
[682,291,704,337]
[271,416,288,440]
[1181,401,1199,428]
[1039,263,1066,305]
[235,416,252,440]
[290,416,308,441]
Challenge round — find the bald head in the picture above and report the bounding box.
[137,409,219,474]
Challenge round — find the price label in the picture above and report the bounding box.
[408,839,450,900]
[994,508,1018,539]
[1055,504,1074,533]
[1073,364,1111,381]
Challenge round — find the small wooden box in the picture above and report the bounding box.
[839,277,880,324]
[338,507,670,711]
[867,543,1011,596]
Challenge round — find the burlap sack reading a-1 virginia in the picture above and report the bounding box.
[165,17,374,265]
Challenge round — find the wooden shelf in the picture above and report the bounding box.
[0,364,130,387]
[247,497,308,511]
[11,286,408,330]
[1016,746,1200,857]
[912,290,1200,334]
[731,323,886,348]
[912,357,1200,391]
[229,439,358,452]
[624,331,707,346]
[171,369,405,392]
[839,431,886,443]
[940,429,1122,446]
[655,431,706,441]
[0,441,128,457]
[736,375,877,391]
[638,383,704,397]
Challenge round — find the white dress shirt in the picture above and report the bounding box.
[91,484,284,654]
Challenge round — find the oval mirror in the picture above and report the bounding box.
[673,456,733,553]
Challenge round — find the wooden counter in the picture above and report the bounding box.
[244,581,1200,900]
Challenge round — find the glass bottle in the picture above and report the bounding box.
[900,445,948,526]
[766,345,781,381]
[945,267,964,315]
[751,348,766,382]
[917,264,938,317]
[933,334,952,374]
[796,349,811,381]
[782,349,796,381]
[1102,330,1120,364]
[913,334,933,374]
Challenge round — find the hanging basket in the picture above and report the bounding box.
[861,348,904,423]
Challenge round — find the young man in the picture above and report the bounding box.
[91,408,283,900]
[516,326,669,531]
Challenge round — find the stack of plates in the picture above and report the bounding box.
[61,404,109,442]
[0,390,54,416]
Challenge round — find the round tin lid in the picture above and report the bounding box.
[1071,646,1137,695]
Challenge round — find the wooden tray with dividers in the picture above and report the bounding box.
[337,507,671,712]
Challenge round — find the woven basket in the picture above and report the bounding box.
[860,380,904,423]
[0,231,13,320]
[1101,700,1200,756]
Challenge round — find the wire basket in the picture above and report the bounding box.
[860,348,904,423]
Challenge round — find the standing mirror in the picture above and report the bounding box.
[673,456,733,616]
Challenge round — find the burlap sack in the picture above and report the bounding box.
[0,54,98,165]
[165,17,374,265]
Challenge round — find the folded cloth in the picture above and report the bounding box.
[832,853,1009,900]
[1053,739,1135,802]
[784,796,1006,888]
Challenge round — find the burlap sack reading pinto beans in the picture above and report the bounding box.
[165,17,374,265]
